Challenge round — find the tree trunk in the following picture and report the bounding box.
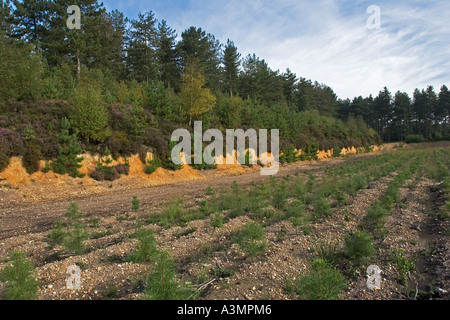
[76,49,81,80]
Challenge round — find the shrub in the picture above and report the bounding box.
[22,143,42,174]
[62,222,89,255]
[0,128,25,157]
[333,146,342,158]
[272,180,288,210]
[293,259,347,300]
[344,231,375,265]
[52,117,84,178]
[406,134,425,144]
[128,228,158,263]
[132,195,140,212]
[106,131,140,157]
[231,222,267,258]
[0,251,39,300]
[367,201,388,238]
[219,181,246,218]
[280,144,298,164]
[144,250,195,300]
[46,221,66,248]
[151,198,186,228]
[284,200,304,220]
[315,237,340,266]
[65,202,84,220]
[46,202,88,255]
[70,87,111,143]
[115,163,130,175]
[144,155,162,174]
[302,139,319,161]
[205,186,215,196]
[190,144,218,170]
[312,198,332,221]
[0,147,10,172]
[90,147,120,181]
[391,248,415,285]
[210,212,224,232]
[90,165,119,181]
[163,141,184,171]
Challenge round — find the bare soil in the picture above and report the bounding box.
[0,144,448,300]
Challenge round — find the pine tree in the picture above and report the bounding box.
[222,39,241,97]
[132,195,140,212]
[126,11,158,83]
[70,86,110,143]
[89,9,127,80]
[10,0,49,52]
[393,91,412,141]
[0,0,13,37]
[177,26,222,91]
[156,20,181,91]
[438,85,450,138]
[53,117,84,178]
[44,0,106,78]
[281,68,298,105]
[373,87,393,141]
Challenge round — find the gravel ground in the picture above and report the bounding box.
[0,147,448,300]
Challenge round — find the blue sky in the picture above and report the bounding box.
[102,0,450,100]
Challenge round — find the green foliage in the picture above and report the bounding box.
[90,147,120,182]
[52,117,84,178]
[391,249,415,285]
[22,125,42,174]
[65,202,84,220]
[0,251,39,300]
[231,222,267,258]
[123,104,147,138]
[128,228,158,263]
[301,139,319,161]
[292,259,347,300]
[90,165,118,181]
[46,202,88,255]
[205,186,215,196]
[312,197,332,221]
[70,87,111,143]
[0,40,44,101]
[22,146,41,174]
[46,220,66,247]
[272,180,288,210]
[406,134,425,144]
[190,145,217,170]
[180,63,216,125]
[219,181,246,218]
[163,140,184,171]
[368,202,389,238]
[150,198,186,228]
[62,222,89,255]
[344,231,375,266]
[280,144,298,164]
[333,146,342,158]
[210,212,224,232]
[143,250,195,300]
[132,195,140,212]
[144,155,163,174]
[314,237,340,266]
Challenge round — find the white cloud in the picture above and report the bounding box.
[104,0,450,99]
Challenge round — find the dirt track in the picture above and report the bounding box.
[0,154,370,240]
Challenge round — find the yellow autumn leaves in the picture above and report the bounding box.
[180,63,216,126]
